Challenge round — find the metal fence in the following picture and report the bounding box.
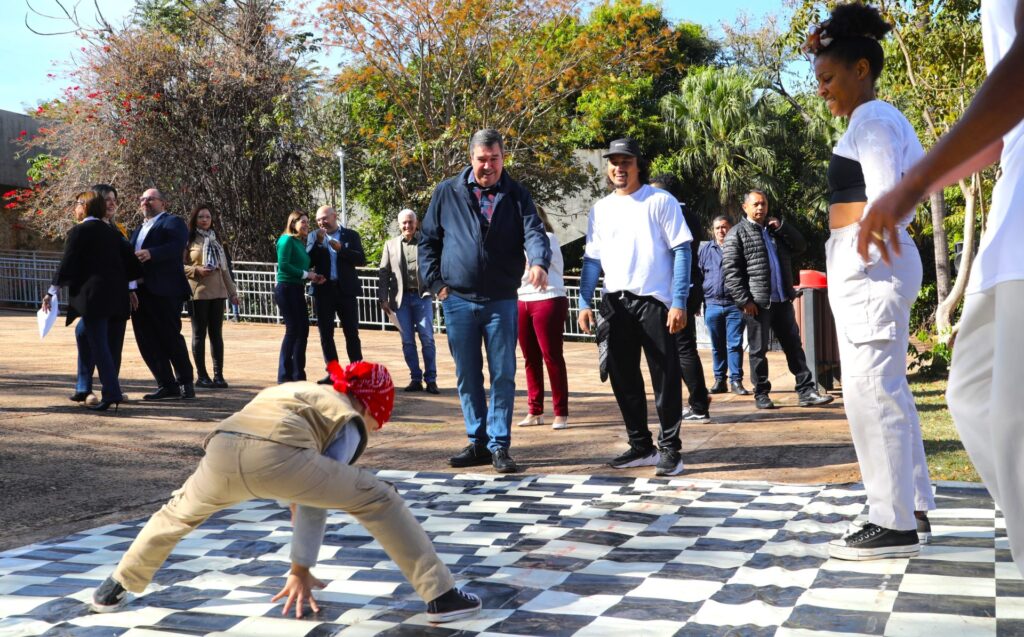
[0,249,711,345]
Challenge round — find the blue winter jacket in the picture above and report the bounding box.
[698,240,733,306]
[419,167,551,302]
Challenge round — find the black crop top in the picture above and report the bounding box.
[827,153,867,204]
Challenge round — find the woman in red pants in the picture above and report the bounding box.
[516,207,569,430]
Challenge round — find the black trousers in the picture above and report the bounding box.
[674,317,710,413]
[190,298,225,379]
[133,288,193,388]
[602,292,683,452]
[744,300,815,397]
[313,282,362,365]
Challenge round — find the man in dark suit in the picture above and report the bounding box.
[307,205,366,382]
[130,188,195,400]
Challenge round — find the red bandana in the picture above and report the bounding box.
[326,360,395,429]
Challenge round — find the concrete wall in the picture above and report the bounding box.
[0,109,40,190]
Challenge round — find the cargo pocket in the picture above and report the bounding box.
[845,321,896,345]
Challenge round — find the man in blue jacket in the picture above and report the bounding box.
[419,129,551,473]
[698,215,750,396]
[130,188,195,400]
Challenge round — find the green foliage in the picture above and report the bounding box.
[908,328,953,379]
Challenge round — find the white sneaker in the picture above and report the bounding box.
[84,393,100,407]
[551,416,568,430]
[517,414,543,427]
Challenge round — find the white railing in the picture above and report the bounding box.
[0,249,711,345]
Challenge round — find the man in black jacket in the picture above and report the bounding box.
[419,128,551,474]
[722,190,833,410]
[308,205,366,380]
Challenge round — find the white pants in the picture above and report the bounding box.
[826,225,935,531]
[948,280,1024,574]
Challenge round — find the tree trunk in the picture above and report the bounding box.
[935,174,979,339]
[930,191,952,303]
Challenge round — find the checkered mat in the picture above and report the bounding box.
[0,472,1021,636]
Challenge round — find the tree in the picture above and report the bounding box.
[11,0,320,260]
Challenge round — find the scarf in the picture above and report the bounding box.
[196,228,227,270]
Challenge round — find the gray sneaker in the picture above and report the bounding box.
[91,576,129,613]
[655,448,685,476]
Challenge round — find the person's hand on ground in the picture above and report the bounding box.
[271,564,324,619]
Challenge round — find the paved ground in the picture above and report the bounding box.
[0,474,1017,636]
[0,309,857,552]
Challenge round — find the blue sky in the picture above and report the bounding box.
[0,1,791,114]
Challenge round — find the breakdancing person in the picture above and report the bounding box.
[91,361,480,623]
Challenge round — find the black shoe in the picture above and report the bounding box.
[709,378,728,394]
[492,448,519,473]
[609,444,658,469]
[828,522,919,560]
[88,399,121,413]
[425,381,440,395]
[798,390,834,407]
[449,443,492,468]
[655,448,685,476]
[754,393,775,409]
[682,408,711,422]
[731,380,751,396]
[195,377,215,389]
[317,375,333,385]
[91,576,129,613]
[915,511,932,544]
[180,383,196,399]
[143,385,181,401]
[212,375,228,389]
[404,380,424,392]
[70,391,91,402]
[426,587,481,623]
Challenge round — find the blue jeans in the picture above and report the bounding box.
[76,318,127,393]
[395,294,436,383]
[275,283,309,383]
[81,315,122,402]
[441,295,517,452]
[705,302,745,382]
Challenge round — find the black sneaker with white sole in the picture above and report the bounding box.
[682,408,710,422]
[608,444,658,469]
[828,522,919,560]
[655,448,685,476]
[91,576,129,613]
[426,587,481,623]
[915,511,932,544]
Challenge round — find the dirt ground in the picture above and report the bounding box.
[0,309,859,551]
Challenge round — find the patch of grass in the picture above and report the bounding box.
[910,375,980,483]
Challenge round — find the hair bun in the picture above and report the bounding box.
[827,2,892,41]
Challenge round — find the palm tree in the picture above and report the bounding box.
[660,66,778,221]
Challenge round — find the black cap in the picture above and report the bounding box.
[602,137,641,158]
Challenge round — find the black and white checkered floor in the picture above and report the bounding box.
[1,472,1021,636]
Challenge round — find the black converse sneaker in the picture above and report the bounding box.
[655,448,685,476]
[426,587,482,623]
[91,576,129,613]
[681,408,711,422]
[828,523,919,560]
[915,511,932,544]
[608,444,658,469]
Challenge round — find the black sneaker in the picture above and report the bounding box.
[731,380,751,396]
[492,448,519,473]
[425,382,440,395]
[609,444,658,469]
[195,377,215,389]
[449,444,492,468]
[91,576,129,613]
[754,393,775,409]
[828,522,919,560]
[798,390,834,407]
[709,378,728,394]
[682,408,710,422]
[655,448,685,476]
[404,380,424,392]
[915,511,932,544]
[426,587,481,623]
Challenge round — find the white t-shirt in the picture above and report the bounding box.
[518,231,566,301]
[584,184,692,307]
[833,100,924,227]
[969,0,1024,293]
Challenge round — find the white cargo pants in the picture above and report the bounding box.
[947,280,1024,575]
[826,224,935,531]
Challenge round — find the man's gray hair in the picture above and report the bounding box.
[469,128,504,154]
[398,208,416,221]
[744,189,768,203]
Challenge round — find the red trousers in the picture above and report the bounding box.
[517,297,569,417]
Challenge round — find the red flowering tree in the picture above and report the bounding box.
[12,0,321,259]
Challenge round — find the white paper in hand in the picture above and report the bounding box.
[37,292,58,339]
